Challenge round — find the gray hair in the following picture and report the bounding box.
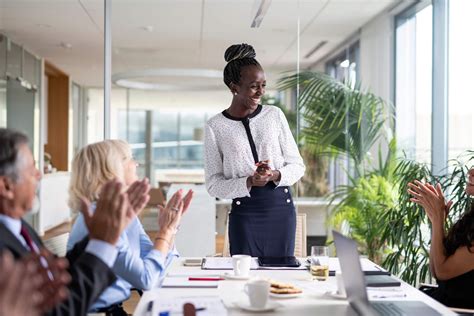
[0,128,29,182]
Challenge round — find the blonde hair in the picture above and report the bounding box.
[68,139,131,212]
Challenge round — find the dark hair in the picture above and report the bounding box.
[0,128,29,181]
[444,202,474,256]
[223,43,262,88]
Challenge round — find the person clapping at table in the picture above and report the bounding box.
[408,168,474,309]
[0,128,130,316]
[67,140,193,316]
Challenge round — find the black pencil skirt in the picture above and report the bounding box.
[228,182,296,257]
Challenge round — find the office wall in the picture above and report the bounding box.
[359,12,394,104]
[359,11,395,161]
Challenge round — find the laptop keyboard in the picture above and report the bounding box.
[372,302,404,316]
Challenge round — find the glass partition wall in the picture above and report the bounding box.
[0,33,42,226]
[104,1,308,192]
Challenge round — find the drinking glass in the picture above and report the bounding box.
[310,246,329,281]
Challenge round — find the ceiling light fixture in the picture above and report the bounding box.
[304,41,327,59]
[340,59,350,68]
[251,0,272,28]
[112,68,222,91]
[60,42,72,49]
[141,25,154,32]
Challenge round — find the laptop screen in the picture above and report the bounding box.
[333,230,370,306]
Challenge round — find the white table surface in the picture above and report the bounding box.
[133,258,456,316]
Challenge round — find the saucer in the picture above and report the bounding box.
[270,291,302,299]
[235,300,282,312]
[325,290,346,300]
[222,272,251,280]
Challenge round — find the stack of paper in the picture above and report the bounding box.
[151,296,227,315]
[201,257,259,270]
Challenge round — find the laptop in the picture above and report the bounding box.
[332,230,442,316]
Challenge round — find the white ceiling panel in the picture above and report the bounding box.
[0,0,401,87]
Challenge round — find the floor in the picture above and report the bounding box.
[42,220,225,315]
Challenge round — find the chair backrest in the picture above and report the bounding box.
[147,187,166,207]
[222,213,231,257]
[42,232,70,257]
[222,212,307,257]
[294,213,307,257]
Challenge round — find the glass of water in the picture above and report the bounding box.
[310,246,329,281]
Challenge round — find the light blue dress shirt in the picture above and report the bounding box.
[67,207,178,311]
[0,213,117,268]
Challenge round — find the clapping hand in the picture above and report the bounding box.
[154,189,194,252]
[467,168,474,196]
[248,170,281,187]
[0,250,70,316]
[0,251,43,316]
[127,178,151,217]
[30,249,71,312]
[408,180,452,225]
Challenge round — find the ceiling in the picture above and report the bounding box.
[0,0,400,89]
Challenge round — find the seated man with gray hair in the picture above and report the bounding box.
[0,128,131,316]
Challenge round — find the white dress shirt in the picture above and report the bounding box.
[204,105,305,199]
[0,213,118,268]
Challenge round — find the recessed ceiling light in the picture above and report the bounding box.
[36,23,52,28]
[141,25,154,32]
[60,42,72,49]
[112,68,222,91]
[340,59,350,68]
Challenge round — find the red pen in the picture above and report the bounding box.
[188,277,224,281]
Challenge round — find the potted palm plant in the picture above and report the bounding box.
[278,71,474,286]
[278,71,395,263]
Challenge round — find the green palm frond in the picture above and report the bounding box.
[278,71,394,176]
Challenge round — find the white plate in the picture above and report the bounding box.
[222,272,250,280]
[325,290,346,300]
[235,300,283,312]
[270,291,303,299]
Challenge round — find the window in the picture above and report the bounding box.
[115,107,212,183]
[448,0,474,161]
[325,42,360,190]
[326,42,359,86]
[395,4,433,165]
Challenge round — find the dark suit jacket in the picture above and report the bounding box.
[0,220,116,316]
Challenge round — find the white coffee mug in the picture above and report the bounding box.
[244,279,270,308]
[232,254,251,277]
[336,271,346,296]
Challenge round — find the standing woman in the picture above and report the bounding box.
[204,43,305,257]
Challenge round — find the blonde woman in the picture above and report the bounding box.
[67,140,193,315]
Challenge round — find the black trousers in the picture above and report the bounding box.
[229,182,296,257]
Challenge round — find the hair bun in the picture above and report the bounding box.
[224,43,256,63]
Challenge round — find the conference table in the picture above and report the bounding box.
[133,257,456,315]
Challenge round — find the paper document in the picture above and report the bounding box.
[201,257,308,270]
[202,257,259,270]
[152,296,227,316]
[368,287,406,299]
[161,277,219,288]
